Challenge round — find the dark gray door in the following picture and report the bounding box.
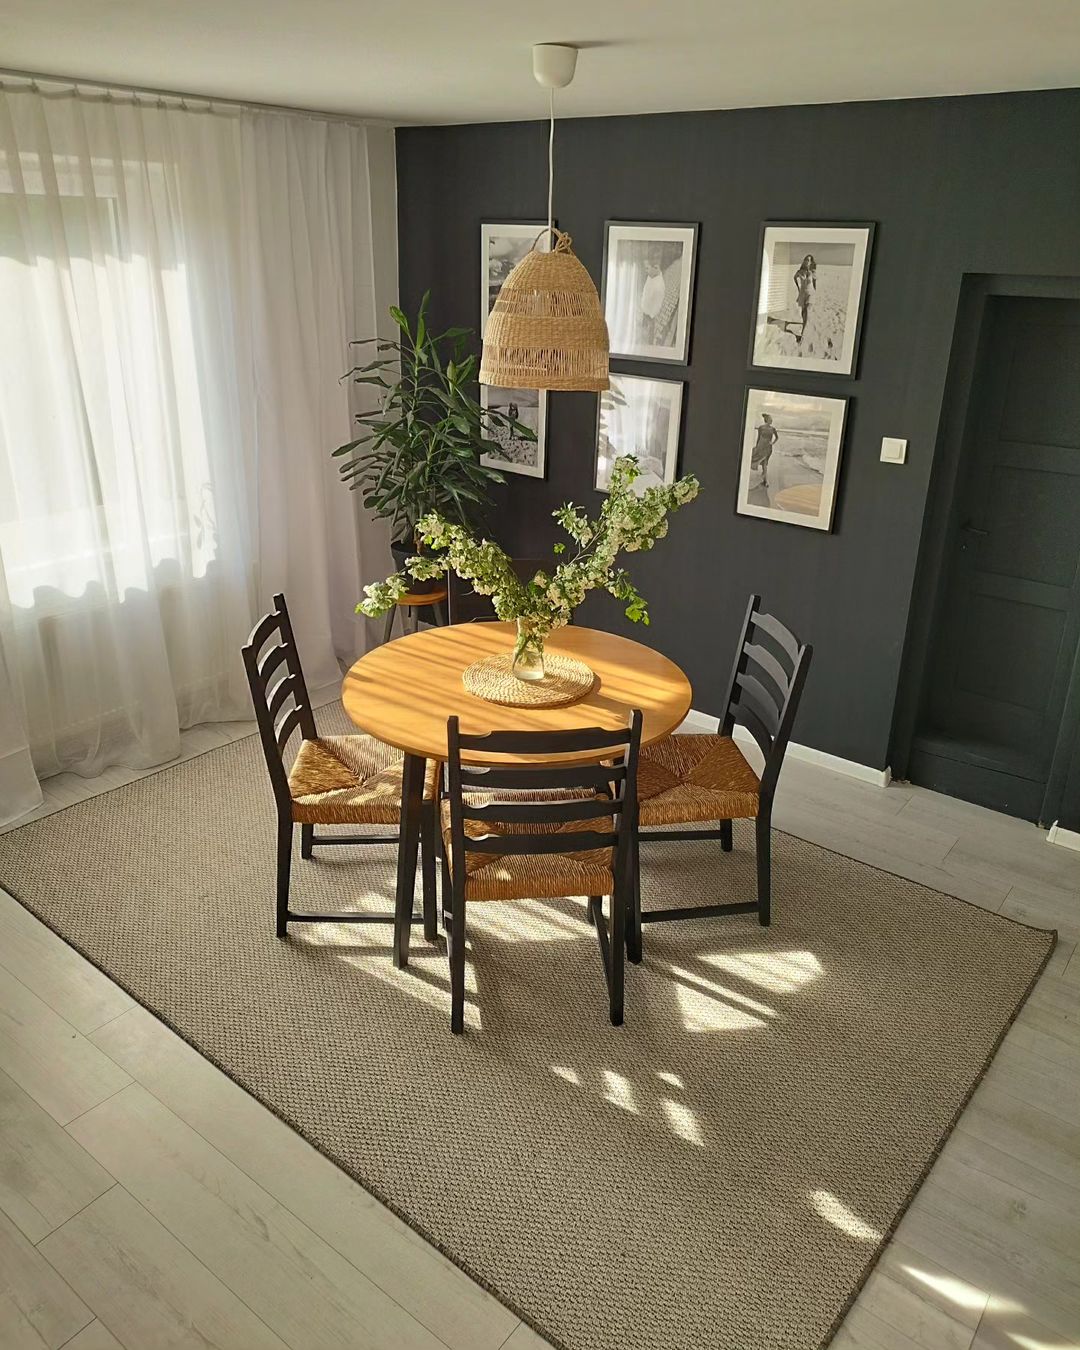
[912,296,1080,821]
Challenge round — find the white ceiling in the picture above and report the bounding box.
[3,0,1079,125]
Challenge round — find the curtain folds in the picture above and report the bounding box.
[0,85,396,824]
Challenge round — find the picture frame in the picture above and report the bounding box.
[602,221,699,365]
[479,385,547,480]
[595,373,684,495]
[480,221,551,479]
[480,220,550,327]
[748,222,875,377]
[736,386,849,532]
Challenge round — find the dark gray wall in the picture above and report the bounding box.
[396,89,1080,773]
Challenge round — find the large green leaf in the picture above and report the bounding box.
[331,295,507,534]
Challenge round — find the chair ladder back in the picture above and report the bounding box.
[445,714,641,879]
[613,709,643,887]
[719,595,812,803]
[718,593,761,740]
[273,594,318,741]
[241,594,317,812]
[458,762,628,794]
[446,716,470,883]
[759,642,813,800]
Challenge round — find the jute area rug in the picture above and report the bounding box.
[0,705,1054,1350]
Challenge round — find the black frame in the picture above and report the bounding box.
[602,220,700,366]
[631,595,812,948]
[479,384,548,481]
[735,385,851,533]
[594,373,686,496]
[747,221,875,379]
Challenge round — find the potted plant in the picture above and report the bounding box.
[334,292,533,584]
[356,455,701,681]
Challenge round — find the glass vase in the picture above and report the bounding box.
[512,619,546,682]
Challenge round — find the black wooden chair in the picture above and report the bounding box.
[447,558,549,625]
[241,594,438,944]
[629,595,811,953]
[440,712,642,1033]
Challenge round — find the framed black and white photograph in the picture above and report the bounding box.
[481,220,550,326]
[736,387,849,531]
[480,221,550,478]
[602,221,698,365]
[595,373,684,495]
[749,223,874,376]
[480,385,547,479]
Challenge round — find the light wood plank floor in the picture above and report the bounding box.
[0,703,1077,1350]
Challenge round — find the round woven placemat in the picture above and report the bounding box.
[461,652,596,707]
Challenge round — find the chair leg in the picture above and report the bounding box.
[420,802,438,943]
[276,817,292,938]
[626,844,642,965]
[394,753,424,969]
[440,852,452,930]
[300,823,313,860]
[586,896,599,926]
[756,812,772,927]
[449,881,466,1034]
[382,608,396,644]
[608,888,625,1027]
[720,818,733,852]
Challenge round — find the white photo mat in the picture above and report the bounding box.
[602,222,698,365]
[595,373,684,495]
[736,386,848,531]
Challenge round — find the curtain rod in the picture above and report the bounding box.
[0,66,394,129]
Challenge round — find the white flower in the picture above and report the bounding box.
[354,454,700,629]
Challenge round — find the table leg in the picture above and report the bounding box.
[394,752,424,969]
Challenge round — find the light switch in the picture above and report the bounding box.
[880,437,907,464]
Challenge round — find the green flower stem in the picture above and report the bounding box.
[355,454,701,634]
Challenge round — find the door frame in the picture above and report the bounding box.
[890,272,1080,827]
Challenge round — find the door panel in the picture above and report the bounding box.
[982,458,1080,586]
[954,593,1061,712]
[914,296,1080,820]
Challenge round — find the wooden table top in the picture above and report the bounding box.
[342,622,692,763]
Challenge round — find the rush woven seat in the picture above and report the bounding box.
[628,595,812,953]
[638,733,760,827]
[440,801,615,901]
[290,735,436,825]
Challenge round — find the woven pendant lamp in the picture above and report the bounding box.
[480,46,609,393]
[481,227,609,392]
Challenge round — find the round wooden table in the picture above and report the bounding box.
[343,621,691,761]
[341,622,692,963]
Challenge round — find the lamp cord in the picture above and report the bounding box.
[547,86,554,237]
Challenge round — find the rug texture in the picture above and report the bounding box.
[0,706,1055,1350]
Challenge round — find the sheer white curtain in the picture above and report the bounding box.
[0,83,397,824]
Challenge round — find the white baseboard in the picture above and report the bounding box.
[1047,822,1080,852]
[677,708,892,788]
